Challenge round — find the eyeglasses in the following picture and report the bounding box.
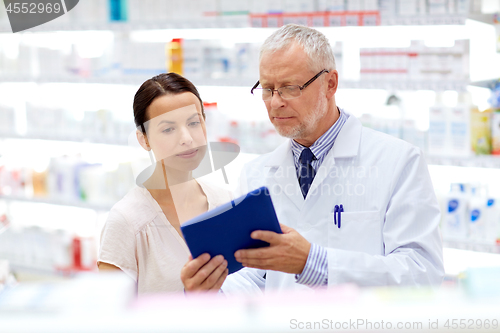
[251,69,330,101]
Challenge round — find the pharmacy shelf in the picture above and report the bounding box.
[0,74,258,88]
[0,74,469,91]
[0,195,113,211]
[469,78,500,90]
[0,133,130,147]
[444,239,500,254]
[4,134,131,147]
[427,155,500,169]
[340,80,469,91]
[467,12,499,25]
[380,14,467,26]
[0,16,251,33]
[9,263,95,279]
[0,12,476,33]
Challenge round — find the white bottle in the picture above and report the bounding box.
[468,185,487,241]
[442,183,469,240]
[428,92,450,156]
[449,92,472,157]
[485,197,500,244]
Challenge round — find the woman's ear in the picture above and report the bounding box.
[136,129,151,151]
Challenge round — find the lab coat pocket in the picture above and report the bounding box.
[329,211,382,255]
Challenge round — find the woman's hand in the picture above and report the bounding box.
[181,254,228,292]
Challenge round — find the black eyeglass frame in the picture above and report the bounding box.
[250,69,330,100]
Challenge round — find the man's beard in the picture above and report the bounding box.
[273,91,327,139]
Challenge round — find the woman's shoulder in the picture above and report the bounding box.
[107,186,159,232]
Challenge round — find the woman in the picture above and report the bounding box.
[97,73,229,294]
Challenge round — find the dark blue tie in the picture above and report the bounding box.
[298,148,316,198]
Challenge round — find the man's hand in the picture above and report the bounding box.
[181,253,228,292]
[234,224,311,274]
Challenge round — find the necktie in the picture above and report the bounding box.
[298,148,316,198]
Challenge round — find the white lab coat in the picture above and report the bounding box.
[223,111,444,293]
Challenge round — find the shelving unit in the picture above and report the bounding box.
[427,155,500,169]
[0,12,476,33]
[1,1,499,278]
[0,75,471,91]
[444,239,500,254]
[0,195,113,211]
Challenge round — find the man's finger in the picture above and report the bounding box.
[250,230,281,244]
[280,224,293,233]
[235,246,275,262]
[240,257,275,270]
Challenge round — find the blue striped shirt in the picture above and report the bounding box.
[293,108,349,287]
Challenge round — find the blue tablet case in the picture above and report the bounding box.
[181,186,282,274]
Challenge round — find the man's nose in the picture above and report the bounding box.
[270,90,285,109]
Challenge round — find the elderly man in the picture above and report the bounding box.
[181,24,444,292]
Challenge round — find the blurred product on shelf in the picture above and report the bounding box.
[0,227,96,275]
[0,0,482,31]
[442,183,469,239]
[441,182,500,244]
[203,102,287,154]
[489,80,500,155]
[471,105,492,155]
[428,92,473,157]
[0,214,9,234]
[0,156,135,207]
[0,35,271,84]
[492,109,500,154]
[428,92,449,156]
[0,259,16,293]
[451,92,473,157]
[109,0,128,22]
[359,40,470,82]
[168,38,183,75]
[360,115,427,150]
[0,104,135,145]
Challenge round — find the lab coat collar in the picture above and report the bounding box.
[264,111,362,168]
[329,111,362,158]
[262,112,362,207]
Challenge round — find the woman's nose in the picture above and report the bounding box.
[178,126,193,145]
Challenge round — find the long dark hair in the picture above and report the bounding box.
[133,73,205,134]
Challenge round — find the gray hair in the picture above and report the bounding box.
[260,24,336,72]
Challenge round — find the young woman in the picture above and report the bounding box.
[97,73,229,294]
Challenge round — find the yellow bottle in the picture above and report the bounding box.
[168,38,183,75]
[470,107,492,155]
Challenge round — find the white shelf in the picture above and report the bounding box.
[0,74,259,88]
[0,12,478,34]
[0,74,469,91]
[470,78,499,90]
[0,16,251,33]
[0,195,113,211]
[341,80,469,91]
[380,14,467,26]
[0,133,130,146]
[444,239,500,254]
[427,155,500,169]
[467,13,499,25]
